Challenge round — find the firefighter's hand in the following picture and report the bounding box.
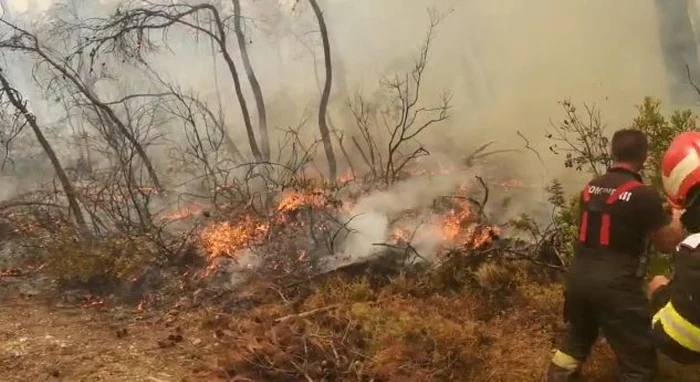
[670,209,684,224]
[648,275,670,296]
[663,201,672,215]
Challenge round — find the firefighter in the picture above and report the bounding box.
[547,128,685,382]
[648,131,700,365]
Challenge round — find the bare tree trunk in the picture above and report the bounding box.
[232,0,270,160]
[0,69,90,238]
[206,8,263,162]
[0,0,9,18]
[308,0,337,181]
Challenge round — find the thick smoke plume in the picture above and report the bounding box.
[8,1,688,167]
[3,0,698,236]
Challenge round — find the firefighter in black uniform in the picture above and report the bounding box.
[547,129,685,382]
[648,131,700,365]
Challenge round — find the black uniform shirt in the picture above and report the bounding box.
[571,167,670,284]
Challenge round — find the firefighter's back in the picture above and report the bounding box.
[569,168,667,296]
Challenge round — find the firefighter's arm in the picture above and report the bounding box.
[650,208,685,253]
[649,276,672,319]
[648,275,670,299]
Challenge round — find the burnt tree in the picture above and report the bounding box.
[77,3,264,162]
[0,20,162,190]
[0,68,90,238]
[308,0,337,181]
[232,0,270,161]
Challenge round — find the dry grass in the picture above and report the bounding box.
[2,260,700,381]
[189,262,700,382]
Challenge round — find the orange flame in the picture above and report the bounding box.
[337,170,355,184]
[276,189,329,213]
[436,193,499,251]
[81,295,105,309]
[200,218,269,259]
[165,203,205,221]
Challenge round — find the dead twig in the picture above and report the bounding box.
[274,304,341,323]
[517,130,545,166]
[502,248,566,271]
[475,175,489,216]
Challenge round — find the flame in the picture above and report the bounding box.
[441,207,472,242]
[164,203,205,221]
[81,294,105,308]
[392,227,409,242]
[197,186,338,276]
[276,189,329,213]
[337,170,355,184]
[195,176,502,277]
[436,193,499,251]
[200,218,269,259]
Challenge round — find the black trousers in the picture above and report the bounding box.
[548,279,657,382]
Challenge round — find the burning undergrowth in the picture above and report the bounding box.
[185,172,507,292]
[0,160,551,314]
[0,165,569,381]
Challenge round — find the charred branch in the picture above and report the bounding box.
[0,19,162,190]
[75,2,263,162]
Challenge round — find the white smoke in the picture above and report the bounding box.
[329,170,479,267]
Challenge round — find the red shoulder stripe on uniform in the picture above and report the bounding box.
[582,183,591,202]
[579,183,591,243]
[599,180,644,245]
[605,180,643,205]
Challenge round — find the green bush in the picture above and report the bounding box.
[632,97,698,189]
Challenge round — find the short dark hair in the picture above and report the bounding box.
[611,129,648,163]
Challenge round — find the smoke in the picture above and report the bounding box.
[7,1,684,160]
[247,0,685,190]
[332,170,476,265]
[3,0,697,226]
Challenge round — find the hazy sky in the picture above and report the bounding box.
[8,0,54,13]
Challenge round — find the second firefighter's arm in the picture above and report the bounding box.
[635,187,685,253]
[649,275,672,312]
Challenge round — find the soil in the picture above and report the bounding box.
[0,277,217,382]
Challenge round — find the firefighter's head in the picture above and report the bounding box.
[662,132,700,207]
[662,132,700,232]
[611,129,649,171]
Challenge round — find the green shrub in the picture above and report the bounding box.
[631,96,698,189]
